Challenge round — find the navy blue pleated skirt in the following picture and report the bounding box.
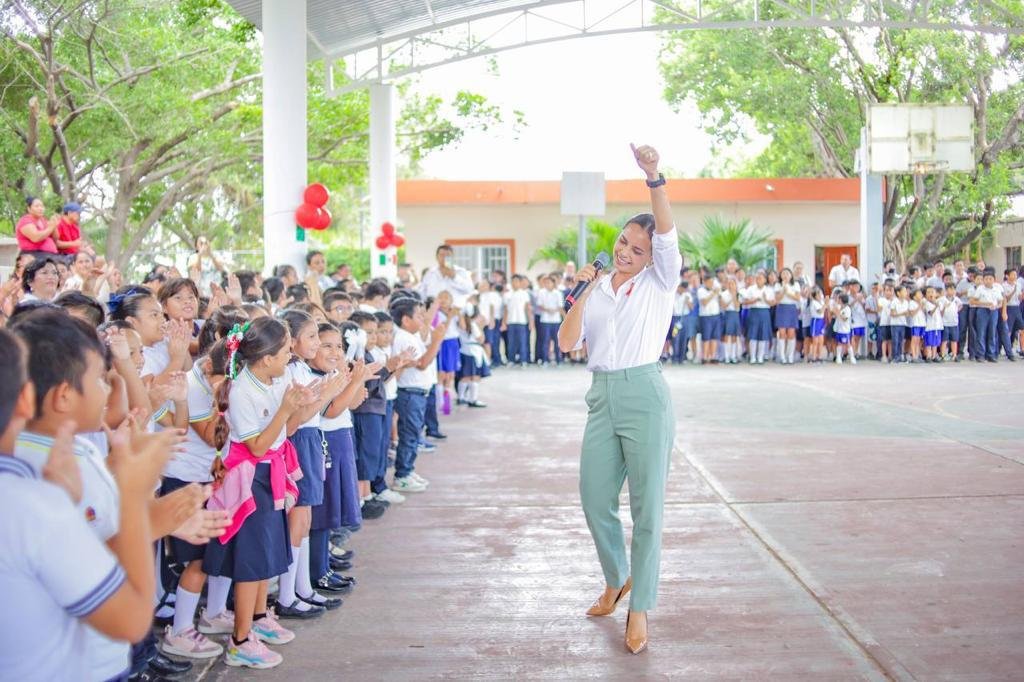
[723,310,742,336]
[775,303,799,329]
[290,427,325,506]
[160,476,206,564]
[312,427,362,531]
[202,464,292,582]
[746,308,773,341]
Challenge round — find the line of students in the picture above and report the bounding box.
[669,264,1024,365]
[0,270,480,677]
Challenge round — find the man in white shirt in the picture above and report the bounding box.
[419,244,475,307]
[828,254,860,291]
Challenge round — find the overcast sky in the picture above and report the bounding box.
[410,32,767,181]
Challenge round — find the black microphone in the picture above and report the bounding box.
[564,252,611,311]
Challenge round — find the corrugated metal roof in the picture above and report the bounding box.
[225,0,544,57]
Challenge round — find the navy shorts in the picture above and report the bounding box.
[810,318,826,338]
[852,327,865,337]
[878,325,892,341]
[911,326,925,338]
[834,332,851,345]
[924,329,942,348]
[699,315,722,341]
[437,338,462,373]
[943,326,960,343]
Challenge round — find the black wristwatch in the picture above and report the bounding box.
[645,173,666,188]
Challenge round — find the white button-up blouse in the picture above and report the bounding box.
[574,227,683,372]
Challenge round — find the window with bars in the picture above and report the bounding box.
[449,244,510,279]
[1007,246,1022,271]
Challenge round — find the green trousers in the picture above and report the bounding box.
[579,362,674,612]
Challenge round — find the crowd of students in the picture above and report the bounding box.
[0,235,497,677]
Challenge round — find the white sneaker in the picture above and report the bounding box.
[835,355,843,364]
[393,476,427,493]
[376,488,406,504]
[197,608,235,635]
[849,354,857,364]
[162,625,224,659]
[410,472,430,486]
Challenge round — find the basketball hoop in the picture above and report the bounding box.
[909,160,950,175]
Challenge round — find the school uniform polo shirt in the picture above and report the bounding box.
[975,285,1004,309]
[392,327,433,391]
[0,456,126,682]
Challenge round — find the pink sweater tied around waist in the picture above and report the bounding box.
[208,439,302,544]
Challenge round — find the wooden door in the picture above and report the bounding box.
[819,246,859,293]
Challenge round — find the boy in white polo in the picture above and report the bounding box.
[390,299,446,493]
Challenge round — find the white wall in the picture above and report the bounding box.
[397,201,861,279]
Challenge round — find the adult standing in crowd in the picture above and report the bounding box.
[187,235,225,297]
[558,143,680,656]
[828,253,860,291]
[20,256,61,302]
[420,244,475,305]
[16,196,59,259]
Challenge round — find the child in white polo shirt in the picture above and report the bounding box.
[390,299,446,493]
[940,283,962,360]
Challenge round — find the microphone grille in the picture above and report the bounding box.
[594,252,611,270]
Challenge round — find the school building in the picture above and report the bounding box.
[397,178,865,286]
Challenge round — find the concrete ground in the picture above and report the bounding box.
[196,360,1024,681]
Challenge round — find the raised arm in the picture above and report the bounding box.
[631,143,682,291]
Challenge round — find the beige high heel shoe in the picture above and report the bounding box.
[585,577,632,617]
[625,611,648,654]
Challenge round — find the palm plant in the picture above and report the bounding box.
[530,218,623,267]
[679,215,775,269]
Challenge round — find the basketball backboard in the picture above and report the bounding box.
[867,104,974,174]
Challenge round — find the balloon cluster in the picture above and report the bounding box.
[375,222,405,250]
[295,183,332,230]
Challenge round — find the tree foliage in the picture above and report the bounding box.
[0,0,515,274]
[657,2,1024,267]
[678,215,775,270]
[529,218,623,267]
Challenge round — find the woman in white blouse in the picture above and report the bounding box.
[557,144,681,655]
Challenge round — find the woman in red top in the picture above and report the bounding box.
[15,197,59,257]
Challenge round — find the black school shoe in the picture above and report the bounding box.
[316,573,355,594]
[361,499,387,520]
[129,671,172,682]
[300,593,342,610]
[329,556,353,572]
[274,599,326,619]
[330,547,354,562]
[147,653,192,676]
[426,431,448,439]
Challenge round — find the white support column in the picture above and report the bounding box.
[859,127,883,286]
[261,0,307,276]
[369,83,398,282]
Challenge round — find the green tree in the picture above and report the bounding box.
[678,215,775,269]
[0,0,514,274]
[657,2,1024,268]
[529,218,623,267]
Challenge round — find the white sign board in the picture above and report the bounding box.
[561,172,606,216]
[868,104,974,173]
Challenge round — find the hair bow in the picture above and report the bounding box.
[344,327,367,362]
[106,292,126,316]
[225,321,252,379]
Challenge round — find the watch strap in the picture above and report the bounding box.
[645,173,666,188]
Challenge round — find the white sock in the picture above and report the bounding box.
[206,576,232,617]
[748,341,756,361]
[787,339,795,363]
[278,549,308,609]
[755,341,764,362]
[296,537,315,599]
[458,382,470,401]
[470,382,479,402]
[173,587,201,634]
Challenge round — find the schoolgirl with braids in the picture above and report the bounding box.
[274,309,350,617]
[201,316,321,670]
[159,339,233,660]
[197,305,250,355]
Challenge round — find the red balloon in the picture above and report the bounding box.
[375,235,390,250]
[312,208,332,230]
[390,234,405,248]
[295,202,320,228]
[304,183,329,207]
[381,221,395,237]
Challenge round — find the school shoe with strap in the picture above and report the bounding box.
[161,625,224,659]
[197,608,235,635]
[225,633,283,669]
[274,599,326,619]
[252,610,295,645]
[393,476,427,493]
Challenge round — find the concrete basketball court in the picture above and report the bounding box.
[199,361,1024,681]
